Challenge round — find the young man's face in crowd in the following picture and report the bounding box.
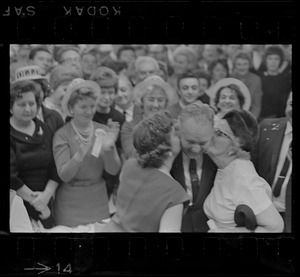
[61,50,82,74]
[178,77,200,105]
[32,50,53,75]
[115,78,133,107]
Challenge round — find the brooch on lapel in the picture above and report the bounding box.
[269,122,280,131]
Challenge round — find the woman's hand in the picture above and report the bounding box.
[102,132,117,151]
[30,190,52,212]
[75,137,94,162]
[102,119,120,151]
[107,119,120,141]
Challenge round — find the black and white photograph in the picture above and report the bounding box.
[9,43,292,233]
[1,0,295,275]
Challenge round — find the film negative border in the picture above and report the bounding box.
[0,1,295,42]
[1,0,296,276]
[0,235,295,275]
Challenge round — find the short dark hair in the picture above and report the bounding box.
[223,109,258,152]
[264,45,285,67]
[208,58,229,75]
[177,72,199,89]
[10,80,41,110]
[117,45,136,59]
[214,84,245,111]
[90,66,118,91]
[133,110,174,168]
[193,70,211,88]
[29,46,52,60]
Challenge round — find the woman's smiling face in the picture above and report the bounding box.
[217,87,241,114]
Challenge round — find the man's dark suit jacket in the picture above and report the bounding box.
[251,117,291,232]
[170,151,217,232]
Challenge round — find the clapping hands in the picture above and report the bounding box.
[102,119,120,151]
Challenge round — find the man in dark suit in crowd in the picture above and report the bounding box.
[170,101,217,232]
[252,91,292,232]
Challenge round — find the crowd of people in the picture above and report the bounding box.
[9,44,292,233]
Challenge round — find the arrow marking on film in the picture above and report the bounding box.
[24,262,51,275]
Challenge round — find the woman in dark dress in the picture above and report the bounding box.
[97,110,189,232]
[10,80,60,229]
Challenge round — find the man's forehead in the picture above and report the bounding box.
[63,50,80,58]
[180,118,213,136]
[180,117,212,128]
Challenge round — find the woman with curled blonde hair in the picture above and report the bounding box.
[96,110,189,232]
[121,75,177,160]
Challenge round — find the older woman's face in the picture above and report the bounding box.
[115,78,133,107]
[142,86,168,117]
[71,96,97,126]
[234,57,250,76]
[217,87,241,114]
[207,127,234,157]
[11,92,38,124]
[173,54,189,75]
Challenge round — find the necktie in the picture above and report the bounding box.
[273,141,292,197]
[189,159,199,203]
[123,110,127,120]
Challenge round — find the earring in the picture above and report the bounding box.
[227,151,233,156]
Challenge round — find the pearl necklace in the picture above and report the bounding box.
[71,120,94,144]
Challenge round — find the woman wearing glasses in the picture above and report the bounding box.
[203,109,284,232]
